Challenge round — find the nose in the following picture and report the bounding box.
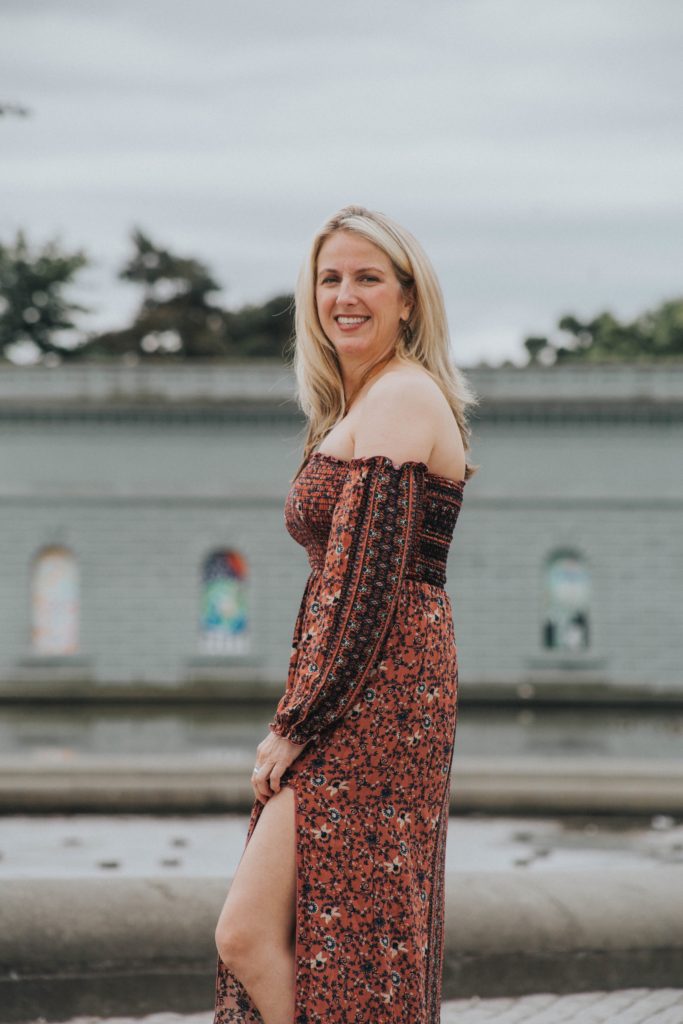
[335,276,358,306]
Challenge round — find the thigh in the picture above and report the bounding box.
[216,784,297,948]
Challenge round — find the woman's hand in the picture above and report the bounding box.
[252,729,307,804]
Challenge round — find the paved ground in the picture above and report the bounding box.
[25,989,683,1024]
[2,812,683,878]
[440,990,683,1023]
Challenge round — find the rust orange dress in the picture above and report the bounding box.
[214,451,467,1024]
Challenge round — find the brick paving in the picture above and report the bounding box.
[30,988,683,1024]
[441,988,683,1023]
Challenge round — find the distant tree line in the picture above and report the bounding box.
[2,228,682,365]
[0,229,294,364]
[523,301,683,365]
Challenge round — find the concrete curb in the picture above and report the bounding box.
[1,755,682,814]
[443,868,683,999]
[1,869,682,1021]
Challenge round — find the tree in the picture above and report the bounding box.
[82,228,229,359]
[0,102,30,118]
[224,293,295,359]
[0,231,90,362]
[83,229,294,361]
[523,297,683,365]
[523,336,550,365]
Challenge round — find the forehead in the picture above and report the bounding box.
[317,230,391,270]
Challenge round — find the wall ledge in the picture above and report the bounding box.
[0,869,681,1020]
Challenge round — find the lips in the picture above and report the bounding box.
[335,315,370,325]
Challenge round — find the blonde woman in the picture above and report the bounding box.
[214,204,478,1024]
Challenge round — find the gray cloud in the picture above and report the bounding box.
[1,0,682,365]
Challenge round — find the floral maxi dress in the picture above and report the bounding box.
[214,451,467,1024]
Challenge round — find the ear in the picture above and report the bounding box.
[400,285,415,322]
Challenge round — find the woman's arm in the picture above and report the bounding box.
[268,377,438,744]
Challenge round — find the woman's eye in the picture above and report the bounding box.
[319,275,379,284]
[319,274,378,286]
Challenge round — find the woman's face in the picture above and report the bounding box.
[315,230,412,361]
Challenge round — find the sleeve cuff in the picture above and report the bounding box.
[269,720,319,747]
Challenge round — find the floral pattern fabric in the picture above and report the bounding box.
[214,453,466,1024]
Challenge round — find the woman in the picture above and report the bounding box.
[214,204,478,1024]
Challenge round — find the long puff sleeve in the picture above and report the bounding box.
[268,454,428,745]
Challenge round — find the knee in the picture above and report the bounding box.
[215,919,258,972]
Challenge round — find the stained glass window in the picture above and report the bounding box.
[31,546,80,655]
[199,549,250,655]
[542,551,591,651]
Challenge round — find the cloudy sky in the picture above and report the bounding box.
[1,0,682,366]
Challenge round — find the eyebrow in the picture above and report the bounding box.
[318,266,386,276]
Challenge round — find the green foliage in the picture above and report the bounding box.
[0,231,89,361]
[4,222,683,367]
[225,294,295,359]
[524,298,683,365]
[523,336,549,364]
[0,102,30,117]
[83,229,294,361]
[120,229,222,298]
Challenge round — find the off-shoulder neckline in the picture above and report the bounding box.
[310,451,467,490]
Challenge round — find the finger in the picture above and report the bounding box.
[251,769,268,802]
[251,764,268,787]
[255,765,275,799]
[269,769,282,793]
[252,782,268,805]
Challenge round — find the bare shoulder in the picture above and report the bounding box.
[352,365,444,464]
[369,364,445,407]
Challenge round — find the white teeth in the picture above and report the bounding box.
[337,316,369,324]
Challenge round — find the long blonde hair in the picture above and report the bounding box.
[287,204,480,481]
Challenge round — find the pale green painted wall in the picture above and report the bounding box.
[0,362,681,693]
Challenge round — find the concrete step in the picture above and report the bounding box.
[1,870,682,1021]
[0,754,682,814]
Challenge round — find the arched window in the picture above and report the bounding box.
[542,550,591,651]
[31,546,80,655]
[199,549,250,655]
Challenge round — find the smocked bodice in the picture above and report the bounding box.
[285,452,466,588]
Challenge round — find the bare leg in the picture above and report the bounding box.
[215,785,297,1024]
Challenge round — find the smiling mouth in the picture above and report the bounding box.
[335,316,370,325]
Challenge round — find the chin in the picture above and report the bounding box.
[332,337,371,354]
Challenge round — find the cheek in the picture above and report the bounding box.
[315,291,332,320]
[378,286,401,312]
